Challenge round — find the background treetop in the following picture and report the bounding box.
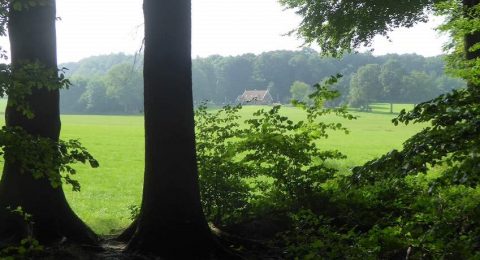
[279,0,439,56]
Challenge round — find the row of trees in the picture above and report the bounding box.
[60,51,464,114]
[344,61,464,110]
[61,63,143,114]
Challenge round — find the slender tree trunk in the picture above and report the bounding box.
[125,0,225,258]
[0,1,97,246]
[390,103,393,114]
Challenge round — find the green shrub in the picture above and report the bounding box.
[0,207,43,259]
[279,209,367,259]
[195,104,253,225]
[237,76,354,209]
[193,76,480,258]
[195,76,354,225]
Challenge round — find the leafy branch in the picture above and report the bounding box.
[0,126,99,191]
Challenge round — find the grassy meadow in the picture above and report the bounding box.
[0,102,425,234]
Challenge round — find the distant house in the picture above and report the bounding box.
[236,89,273,105]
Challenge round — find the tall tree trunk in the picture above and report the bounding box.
[125,0,228,258]
[0,1,97,246]
[463,0,480,100]
[464,0,480,62]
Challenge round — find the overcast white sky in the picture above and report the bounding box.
[4,0,449,63]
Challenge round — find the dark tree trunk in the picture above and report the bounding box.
[464,0,480,61]
[117,219,137,242]
[463,0,480,96]
[125,0,231,258]
[0,1,97,246]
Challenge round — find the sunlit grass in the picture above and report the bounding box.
[0,103,425,234]
[60,115,144,234]
[238,104,425,171]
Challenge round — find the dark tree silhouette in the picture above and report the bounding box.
[124,0,230,258]
[280,0,480,64]
[464,0,480,62]
[0,1,97,246]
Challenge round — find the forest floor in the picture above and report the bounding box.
[35,236,282,259]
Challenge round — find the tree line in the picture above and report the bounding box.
[60,50,465,114]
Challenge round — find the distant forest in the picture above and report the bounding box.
[60,49,465,114]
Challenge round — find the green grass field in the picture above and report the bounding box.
[0,103,426,234]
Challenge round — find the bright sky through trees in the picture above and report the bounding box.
[2,0,447,63]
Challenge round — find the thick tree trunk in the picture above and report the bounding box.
[463,0,480,98]
[0,1,97,246]
[119,0,239,254]
[125,0,229,258]
[464,0,480,61]
[117,219,137,242]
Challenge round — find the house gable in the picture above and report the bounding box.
[236,89,273,105]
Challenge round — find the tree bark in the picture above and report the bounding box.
[125,0,231,258]
[464,0,480,61]
[116,219,137,242]
[0,1,97,246]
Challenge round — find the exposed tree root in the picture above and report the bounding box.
[0,174,98,248]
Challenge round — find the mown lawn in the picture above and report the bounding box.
[1,103,426,234]
[61,115,145,234]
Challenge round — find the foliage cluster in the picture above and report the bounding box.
[195,103,251,225]
[0,207,43,259]
[0,59,99,191]
[0,126,99,191]
[195,76,354,225]
[291,108,480,254]
[266,0,480,258]
[353,86,480,188]
[196,76,480,258]
[275,172,480,258]
[278,0,438,57]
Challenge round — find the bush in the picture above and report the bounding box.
[195,76,354,225]
[194,76,480,258]
[195,104,253,225]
